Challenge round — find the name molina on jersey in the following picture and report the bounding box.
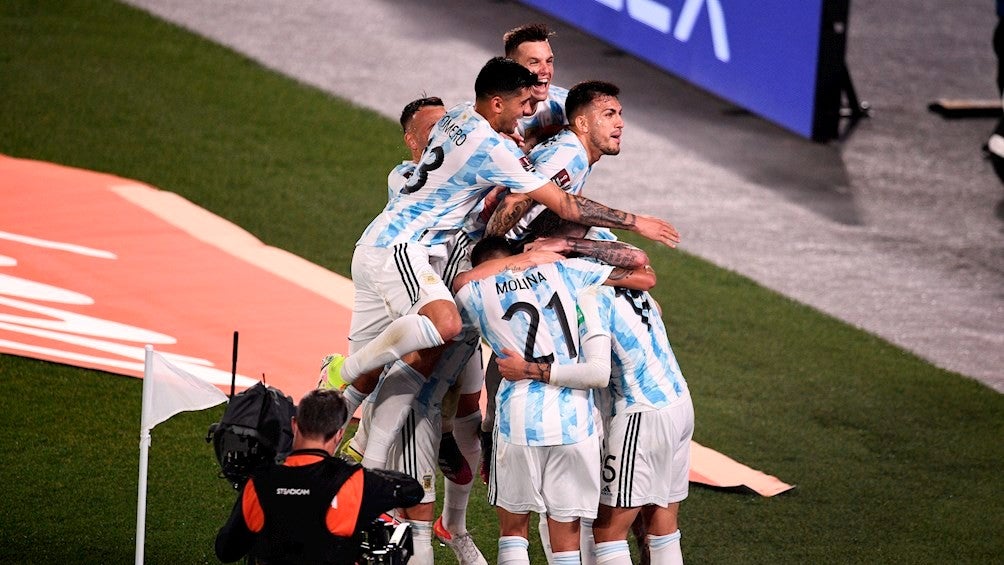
[496,271,548,294]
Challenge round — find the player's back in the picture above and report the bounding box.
[359,102,545,249]
[509,128,592,241]
[456,257,612,446]
[605,288,687,415]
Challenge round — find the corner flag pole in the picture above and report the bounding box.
[135,345,155,565]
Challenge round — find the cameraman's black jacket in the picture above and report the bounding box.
[215,449,423,565]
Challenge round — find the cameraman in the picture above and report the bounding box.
[215,388,423,564]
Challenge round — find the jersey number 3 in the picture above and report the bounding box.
[402,146,445,194]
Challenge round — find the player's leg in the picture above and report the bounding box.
[386,409,439,565]
[437,335,482,485]
[491,436,547,565]
[591,505,642,565]
[360,358,431,470]
[640,504,681,565]
[435,342,489,564]
[641,391,693,565]
[337,244,459,384]
[479,351,502,483]
[542,436,602,564]
[496,508,532,565]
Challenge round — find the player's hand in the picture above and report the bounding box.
[524,237,569,255]
[497,348,543,382]
[633,215,680,248]
[501,130,525,149]
[508,250,564,272]
[477,186,509,224]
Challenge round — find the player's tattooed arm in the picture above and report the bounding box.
[497,348,551,383]
[603,264,657,291]
[528,182,680,248]
[565,194,637,230]
[486,192,534,237]
[526,237,649,268]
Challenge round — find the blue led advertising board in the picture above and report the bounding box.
[518,0,836,140]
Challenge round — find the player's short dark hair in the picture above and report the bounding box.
[295,389,348,442]
[565,80,621,122]
[470,236,515,266]
[399,96,445,133]
[475,57,542,101]
[503,23,553,57]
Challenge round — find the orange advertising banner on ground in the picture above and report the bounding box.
[0,154,793,495]
[0,154,351,403]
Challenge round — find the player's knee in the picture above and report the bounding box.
[434,312,463,342]
[421,302,462,341]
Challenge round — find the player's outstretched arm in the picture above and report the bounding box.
[525,236,650,269]
[526,182,680,248]
[604,264,657,291]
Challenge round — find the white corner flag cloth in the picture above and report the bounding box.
[141,348,228,431]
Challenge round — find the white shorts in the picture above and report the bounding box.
[373,407,440,505]
[488,430,601,520]
[348,243,456,348]
[440,231,475,290]
[599,390,694,508]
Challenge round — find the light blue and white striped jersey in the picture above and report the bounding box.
[600,287,688,415]
[507,128,592,242]
[517,84,568,139]
[358,102,549,249]
[455,257,613,446]
[386,160,415,201]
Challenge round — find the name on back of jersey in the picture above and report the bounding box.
[438,115,467,146]
[496,271,548,294]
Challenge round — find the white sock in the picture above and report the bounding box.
[343,314,444,380]
[594,540,632,564]
[649,530,683,565]
[553,550,581,564]
[407,519,434,565]
[442,411,482,534]
[498,536,530,565]
[579,518,596,565]
[360,361,425,470]
[342,385,368,427]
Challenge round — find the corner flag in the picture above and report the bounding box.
[136,345,228,564]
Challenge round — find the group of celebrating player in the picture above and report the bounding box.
[318,24,695,565]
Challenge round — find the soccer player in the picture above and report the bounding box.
[504,23,568,150]
[387,96,447,197]
[477,79,641,489]
[497,226,695,565]
[322,58,680,473]
[453,237,655,565]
